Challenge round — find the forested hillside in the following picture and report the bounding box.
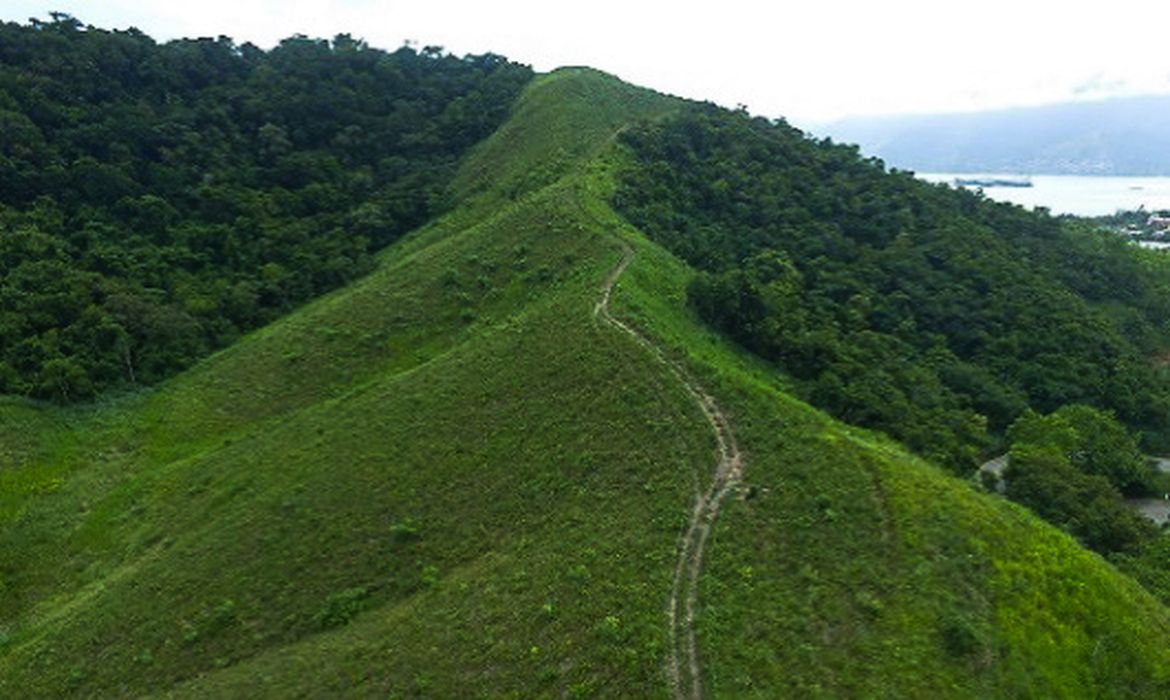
[6,19,1170,698]
[615,105,1170,472]
[0,15,531,400]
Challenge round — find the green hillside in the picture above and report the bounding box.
[4,66,1170,698]
[613,105,1170,471]
[0,16,532,401]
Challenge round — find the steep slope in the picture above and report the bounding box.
[2,68,1170,699]
[0,18,534,401]
[613,106,1170,469]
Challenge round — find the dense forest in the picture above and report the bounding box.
[0,14,532,400]
[614,105,1170,474]
[1004,405,1158,555]
[1000,403,1170,600]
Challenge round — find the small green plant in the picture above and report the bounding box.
[939,613,982,658]
[597,615,626,644]
[195,599,239,639]
[567,563,590,582]
[390,517,421,543]
[412,673,433,693]
[65,667,86,690]
[314,587,369,630]
[854,590,884,620]
[420,564,440,589]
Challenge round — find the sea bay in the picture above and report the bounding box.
[917,173,1170,217]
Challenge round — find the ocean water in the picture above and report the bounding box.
[917,173,1170,217]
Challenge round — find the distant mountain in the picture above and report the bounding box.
[823,94,1170,175]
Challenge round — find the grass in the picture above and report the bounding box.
[582,142,1170,696]
[2,67,1170,698]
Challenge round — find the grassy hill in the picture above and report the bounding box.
[3,67,1170,698]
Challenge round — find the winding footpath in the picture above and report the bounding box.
[593,243,745,700]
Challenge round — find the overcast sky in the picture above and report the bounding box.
[4,1,1170,125]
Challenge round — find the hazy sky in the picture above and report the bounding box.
[4,1,1170,125]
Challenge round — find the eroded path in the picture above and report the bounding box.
[594,244,744,700]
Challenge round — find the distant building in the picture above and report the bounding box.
[1147,215,1170,230]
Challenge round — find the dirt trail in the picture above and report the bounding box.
[594,244,744,700]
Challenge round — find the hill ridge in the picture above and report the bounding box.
[5,66,1170,698]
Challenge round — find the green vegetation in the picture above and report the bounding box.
[0,15,532,400]
[994,405,1170,612]
[4,25,1170,697]
[1004,406,1158,554]
[604,176,1170,697]
[614,105,1170,471]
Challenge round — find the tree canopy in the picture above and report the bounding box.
[1004,405,1158,555]
[0,16,532,400]
[614,105,1170,471]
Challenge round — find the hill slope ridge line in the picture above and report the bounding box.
[594,242,745,699]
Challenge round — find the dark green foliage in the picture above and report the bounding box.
[1004,406,1158,554]
[614,105,1170,470]
[1009,404,1154,496]
[938,612,985,658]
[0,16,532,401]
[314,587,369,629]
[389,517,421,542]
[1115,536,1170,605]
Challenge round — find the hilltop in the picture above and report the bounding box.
[4,24,1170,698]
